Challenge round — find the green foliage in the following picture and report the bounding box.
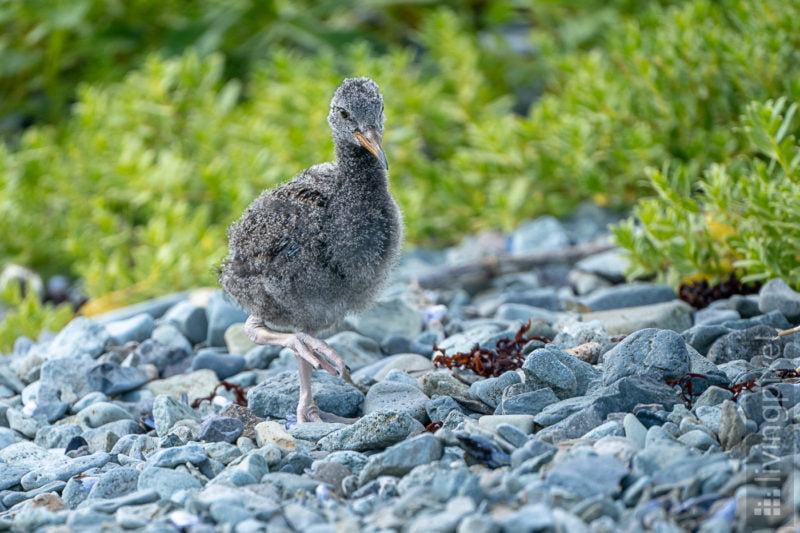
[613,98,800,286]
[0,284,73,352]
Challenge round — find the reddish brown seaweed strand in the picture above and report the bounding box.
[191,381,248,408]
[433,321,547,378]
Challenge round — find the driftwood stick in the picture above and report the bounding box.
[415,240,618,290]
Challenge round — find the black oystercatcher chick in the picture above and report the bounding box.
[220,77,402,422]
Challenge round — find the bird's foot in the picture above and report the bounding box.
[245,316,347,377]
[298,403,358,424]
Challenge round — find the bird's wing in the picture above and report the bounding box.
[225,180,329,277]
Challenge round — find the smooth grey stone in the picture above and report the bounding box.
[583,300,693,335]
[198,416,244,443]
[34,424,82,449]
[146,443,206,468]
[228,452,270,481]
[21,452,111,490]
[547,454,628,498]
[319,450,369,477]
[709,294,762,317]
[347,296,422,343]
[0,465,29,490]
[485,288,564,315]
[206,291,249,347]
[243,345,282,370]
[682,325,732,355]
[693,386,734,410]
[71,391,109,414]
[94,292,193,324]
[535,404,605,443]
[363,377,429,423]
[207,469,257,487]
[0,366,24,394]
[496,388,559,415]
[623,413,647,449]
[759,278,800,321]
[525,345,600,395]
[210,501,253,526]
[325,331,384,368]
[425,395,465,423]
[152,394,201,437]
[696,404,724,436]
[397,462,482,503]
[85,362,148,396]
[602,328,690,385]
[87,466,139,500]
[76,401,134,429]
[494,303,559,323]
[6,407,39,438]
[45,317,110,360]
[495,423,529,448]
[87,488,161,514]
[534,396,594,427]
[677,429,718,451]
[151,323,193,356]
[706,325,781,364]
[259,472,321,499]
[277,450,313,474]
[500,503,555,533]
[582,421,624,440]
[162,300,208,345]
[575,249,629,283]
[137,466,202,499]
[192,349,245,380]
[2,479,67,508]
[202,442,242,465]
[469,371,521,409]
[317,411,425,452]
[247,370,363,419]
[110,434,158,461]
[581,283,675,311]
[686,346,729,392]
[632,442,694,477]
[738,390,777,427]
[0,426,19,450]
[718,400,745,450]
[106,313,155,345]
[721,310,791,331]
[359,433,443,484]
[380,334,433,357]
[509,216,570,254]
[695,308,739,326]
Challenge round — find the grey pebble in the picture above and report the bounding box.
[198,416,244,443]
[162,300,209,345]
[191,349,245,380]
[106,313,155,345]
[137,466,203,499]
[317,411,424,452]
[247,370,363,419]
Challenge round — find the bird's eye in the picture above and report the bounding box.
[339,108,350,120]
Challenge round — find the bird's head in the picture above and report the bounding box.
[329,77,388,170]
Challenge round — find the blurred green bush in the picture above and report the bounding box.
[1,0,799,348]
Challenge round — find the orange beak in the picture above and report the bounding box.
[354,128,388,170]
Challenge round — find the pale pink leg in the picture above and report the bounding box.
[245,315,356,424]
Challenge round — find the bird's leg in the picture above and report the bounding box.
[245,315,357,424]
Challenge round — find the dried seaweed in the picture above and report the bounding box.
[678,274,761,309]
[432,320,548,378]
[667,373,761,408]
[424,421,443,433]
[191,381,248,408]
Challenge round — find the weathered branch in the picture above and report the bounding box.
[414,240,618,290]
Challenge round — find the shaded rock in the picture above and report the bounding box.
[325,331,384,369]
[575,248,629,283]
[581,283,676,311]
[137,466,202,499]
[162,300,208,345]
[45,317,110,360]
[682,325,732,355]
[547,454,628,498]
[602,328,690,385]
[363,378,429,423]
[152,394,201,437]
[105,313,155,346]
[289,422,347,441]
[425,395,466,423]
[347,296,423,343]
[583,300,693,335]
[76,402,134,429]
[359,433,443,484]
[317,411,425,452]
[496,388,560,416]
[191,349,245,380]
[706,325,782,364]
[199,416,244,443]
[718,400,746,450]
[146,443,207,468]
[522,349,576,399]
[206,291,249,347]
[479,414,535,434]
[759,278,800,321]
[146,369,219,404]
[87,466,139,500]
[469,371,521,409]
[509,216,570,254]
[247,370,363,419]
[86,363,148,396]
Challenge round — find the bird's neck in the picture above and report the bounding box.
[335,143,388,187]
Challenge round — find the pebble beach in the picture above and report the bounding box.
[0,207,798,532]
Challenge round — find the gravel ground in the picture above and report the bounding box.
[0,206,798,532]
